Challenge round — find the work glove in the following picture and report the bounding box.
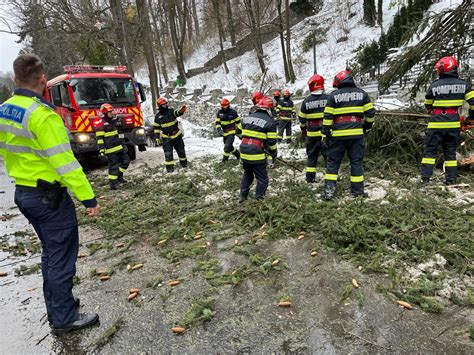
[156,138,162,146]
[321,132,331,149]
[362,121,373,134]
[178,105,187,114]
[301,127,307,140]
[291,112,297,119]
[216,126,224,137]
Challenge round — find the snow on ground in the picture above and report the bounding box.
[374,94,409,111]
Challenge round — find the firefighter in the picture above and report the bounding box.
[321,70,375,200]
[95,103,130,190]
[215,98,241,162]
[276,89,296,143]
[298,74,328,183]
[249,90,263,114]
[422,56,474,185]
[236,96,278,202]
[154,97,188,172]
[0,54,100,334]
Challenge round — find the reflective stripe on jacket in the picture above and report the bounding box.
[0,89,96,205]
[237,110,277,164]
[322,86,375,140]
[424,75,473,130]
[215,108,240,136]
[298,93,328,138]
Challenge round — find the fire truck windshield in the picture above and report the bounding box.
[71,77,137,108]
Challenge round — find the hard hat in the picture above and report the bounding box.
[257,96,274,109]
[273,90,281,97]
[100,103,113,114]
[308,74,325,92]
[220,98,230,108]
[434,56,458,75]
[156,97,168,107]
[251,91,263,105]
[282,89,291,97]
[332,70,352,88]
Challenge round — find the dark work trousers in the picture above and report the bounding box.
[325,138,365,194]
[305,136,323,182]
[223,134,238,160]
[14,188,79,327]
[107,147,130,182]
[278,120,292,142]
[421,129,460,182]
[240,162,269,199]
[163,135,187,171]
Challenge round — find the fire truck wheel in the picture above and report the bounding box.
[127,144,137,161]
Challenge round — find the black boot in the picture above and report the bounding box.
[444,179,456,186]
[166,165,174,173]
[306,172,316,183]
[352,191,369,198]
[322,184,336,201]
[222,156,229,164]
[52,313,99,335]
[109,181,119,190]
[180,159,188,168]
[421,177,430,186]
[48,297,81,326]
[239,192,248,203]
[118,172,127,184]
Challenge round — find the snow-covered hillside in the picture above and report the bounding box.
[139,0,462,95]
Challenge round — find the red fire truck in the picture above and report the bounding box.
[45,65,147,161]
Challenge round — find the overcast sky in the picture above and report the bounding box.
[0,31,22,75]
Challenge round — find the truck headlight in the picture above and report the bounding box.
[135,128,145,136]
[75,133,91,143]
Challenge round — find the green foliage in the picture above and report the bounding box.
[181,297,216,328]
[363,0,377,27]
[301,29,327,53]
[0,85,11,104]
[78,38,118,65]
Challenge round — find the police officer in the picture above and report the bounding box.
[95,103,130,190]
[154,97,188,172]
[0,54,100,334]
[322,70,375,200]
[215,98,241,163]
[276,89,295,143]
[298,74,328,183]
[236,96,278,202]
[422,56,474,185]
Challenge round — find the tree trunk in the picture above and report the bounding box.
[225,0,236,46]
[276,0,289,82]
[110,0,134,75]
[185,0,193,42]
[167,0,187,84]
[377,0,383,26]
[285,0,296,83]
[136,0,159,112]
[149,0,169,83]
[190,0,200,37]
[244,0,265,73]
[211,0,229,73]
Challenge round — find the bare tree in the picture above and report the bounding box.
[225,0,236,46]
[377,0,383,26]
[190,0,200,38]
[136,0,159,112]
[243,0,266,73]
[110,0,135,75]
[284,0,295,82]
[211,0,229,73]
[276,0,289,82]
[149,0,169,83]
[167,0,187,84]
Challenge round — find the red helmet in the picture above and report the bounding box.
[156,97,168,107]
[332,70,352,88]
[257,96,274,109]
[220,98,230,108]
[282,89,291,97]
[251,91,263,105]
[100,103,113,114]
[308,74,324,92]
[273,90,281,97]
[434,56,458,75]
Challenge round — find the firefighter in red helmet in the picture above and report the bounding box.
[95,103,130,190]
[321,70,375,200]
[215,98,241,163]
[275,89,296,143]
[236,96,277,202]
[153,97,188,172]
[298,74,328,183]
[421,56,474,185]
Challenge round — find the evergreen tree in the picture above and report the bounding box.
[0,85,11,104]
